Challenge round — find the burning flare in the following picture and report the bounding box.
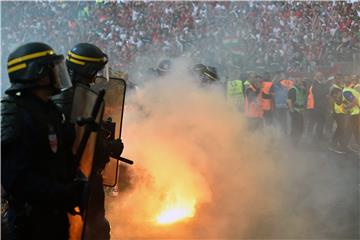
[156,200,196,225]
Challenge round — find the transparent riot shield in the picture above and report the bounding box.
[68,83,105,240]
[100,77,127,187]
[71,84,104,177]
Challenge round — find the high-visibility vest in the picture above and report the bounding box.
[245,84,263,118]
[292,86,306,112]
[343,87,360,115]
[334,102,345,114]
[227,80,245,111]
[261,81,273,111]
[307,85,314,109]
[331,84,344,114]
[280,79,294,90]
[227,80,244,97]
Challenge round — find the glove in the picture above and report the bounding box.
[108,138,124,158]
[63,179,88,215]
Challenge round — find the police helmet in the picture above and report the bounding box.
[157,59,172,75]
[66,43,108,81]
[6,42,71,95]
[201,66,219,83]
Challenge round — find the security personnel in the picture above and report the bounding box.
[53,43,109,118]
[329,87,346,153]
[193,64,219,85]
[1,42,85,239]
[260,72,273,125]
[343,78,360,151]
[54,43,123,240]
[244,76,264,130]
[273,77,293,134]
[156,59,172,77]
[227,72,246,112]
[287,77,307,145]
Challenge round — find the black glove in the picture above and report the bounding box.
[108,138,124,158]
[63,179,88,215]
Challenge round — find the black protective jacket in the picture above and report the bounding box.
[1,93,76,240]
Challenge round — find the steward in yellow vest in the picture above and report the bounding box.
[343,80,360,149]
[227,79,245,111]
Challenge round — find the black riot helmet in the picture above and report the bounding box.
[156,59,172,76]
[66,43,108,83]
[201,66,219,83]
[5,42,72,95]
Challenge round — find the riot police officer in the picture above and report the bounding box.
[53,43,124,240]
[156,59,172,77]
[52,43,109,118]
[1,42,85,239]
[192,63,219,84]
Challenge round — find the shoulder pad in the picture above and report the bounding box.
[1,97,23,144]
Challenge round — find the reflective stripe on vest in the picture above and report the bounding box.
[245,84,263,118]
[261,81,273,110]
[307,85,314,109]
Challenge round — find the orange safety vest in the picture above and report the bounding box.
[280,79,294,90]
[307,85,314,109]
[245,84,263,118]
[261,81,273,110]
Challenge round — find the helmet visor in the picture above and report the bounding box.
[96,62,109,83]
[52,60,72,91]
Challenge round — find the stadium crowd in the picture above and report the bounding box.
[2,1,360,77]
[1,1,359,153]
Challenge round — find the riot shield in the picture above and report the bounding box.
[78,78,131,240]
[68,83,105,240]
[100,77,127,187]
[71,84,104,177]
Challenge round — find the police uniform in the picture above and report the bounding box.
[1,42,83,240]
[1,94,77,240]
[55,43,120,240]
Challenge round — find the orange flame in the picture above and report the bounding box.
[155,200,196,225]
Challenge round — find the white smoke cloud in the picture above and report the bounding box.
[106,58,284,238]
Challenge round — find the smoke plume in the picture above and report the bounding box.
[105,59,359,239]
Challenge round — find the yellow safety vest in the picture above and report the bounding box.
[334,102,345,114]
[343,87,360,115]
[227,80,244,97]
[331,84,344,114]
